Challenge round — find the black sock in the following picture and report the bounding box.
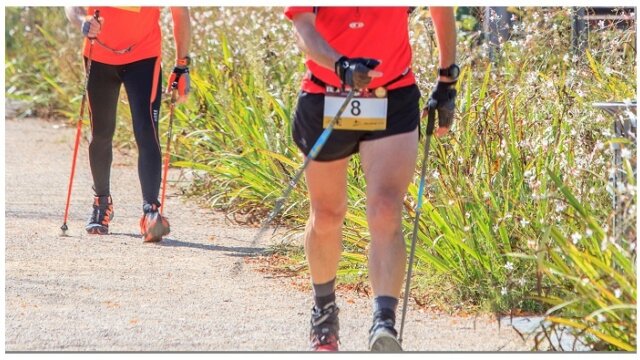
[373,296,398,319]
[313,278,336,309]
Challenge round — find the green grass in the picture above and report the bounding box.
[5,6,636,351]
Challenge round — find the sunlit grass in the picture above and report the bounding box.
[5,6,636,351]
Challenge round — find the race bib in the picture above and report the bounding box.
[323,92,388,131]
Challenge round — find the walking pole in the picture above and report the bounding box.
[60,10,100,236]
[159,82,178,215]
[398,99,437,344]
[263,89,355,226]
[231,89,356,273]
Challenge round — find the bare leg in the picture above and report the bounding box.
[360,129,419,298]
[303,157,350,285]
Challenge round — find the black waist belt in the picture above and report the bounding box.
[309,67,411,91]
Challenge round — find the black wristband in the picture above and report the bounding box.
[172,66,189,74]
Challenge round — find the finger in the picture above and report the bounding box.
[435,126,450,137]
[177,94,188,104]
[368,70,383,78]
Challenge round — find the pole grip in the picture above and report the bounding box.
[425,99,437,136]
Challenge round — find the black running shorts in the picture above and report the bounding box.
[292,84,421,162]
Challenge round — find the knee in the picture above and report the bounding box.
[310,202,347,234]
[89,133,113,148]
[367,192,404,229]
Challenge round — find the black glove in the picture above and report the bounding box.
[334,56,380,90]
[167,66,190,101]
[427,81,457,130]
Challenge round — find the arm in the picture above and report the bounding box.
[291,12,381,88]
[429,7,457,82]
[427,7,458,136]
[168,7,192,102]
[291,12,341,71]
[170,7,191,64]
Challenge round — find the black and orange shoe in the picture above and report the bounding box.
[309,302,340,351]
[139,203,170,243]
[368,309,402,352]
[85,195,114,235]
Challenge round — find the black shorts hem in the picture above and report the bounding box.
[292,84,421,162]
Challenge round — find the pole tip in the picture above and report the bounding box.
[60,223,69,236]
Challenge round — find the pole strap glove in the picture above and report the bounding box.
[427,81,457,131]
[334,56,380,90]
[81,10,101,39]
[167,66,190,101]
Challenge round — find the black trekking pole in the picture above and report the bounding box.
[231,89,356,273]
[160,82,178,216]
[60,10,100,236]
[398,99,437,344]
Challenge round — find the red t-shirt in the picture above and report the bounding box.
[83,7,162,65]
[284,7,415,93]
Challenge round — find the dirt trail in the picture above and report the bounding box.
[4,117,531,351]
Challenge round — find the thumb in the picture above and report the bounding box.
[368,70,383,78]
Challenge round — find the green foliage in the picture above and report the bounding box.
[5,6,636,351]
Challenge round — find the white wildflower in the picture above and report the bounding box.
[571,232,582,244]
[465,212,471,219]
[614,288,622,299]
[586,229,593,237]
[504,262,514,271]
[527,239,537,250]
[621,148,631,159]
[484,192,491,200]
[433,170,440,179]
[598,20,605,29]
[501,287,508,296]
[520,218,530,227]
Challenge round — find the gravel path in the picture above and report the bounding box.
[4,117,531,351]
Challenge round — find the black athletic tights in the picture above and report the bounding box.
[86,57,162,207]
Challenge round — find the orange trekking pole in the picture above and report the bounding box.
[159,82,178,215]
[60,10,99,236]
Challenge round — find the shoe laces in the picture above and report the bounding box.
[90,195,113,224]
[310,302,340,345]
[370,308,398,336]
[142,202,160,214]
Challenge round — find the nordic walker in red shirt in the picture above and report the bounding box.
[65,7,191,242]
[285,7,458,351]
